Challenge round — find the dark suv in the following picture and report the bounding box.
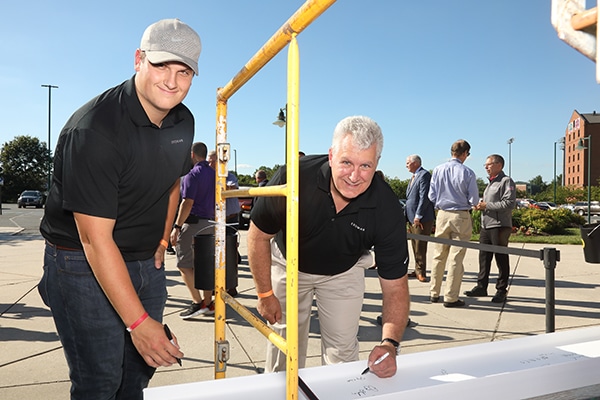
[17,190,45,208]
[573,201,600,216]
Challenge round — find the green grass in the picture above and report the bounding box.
[471,228,583,245]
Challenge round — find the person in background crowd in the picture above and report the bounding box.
[428,139,479,308]
[255,169,269,187]
[172,142,216,320]
[405,154,435,283]
[466,154,516,303]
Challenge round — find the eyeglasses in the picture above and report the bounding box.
[483,162,498,167]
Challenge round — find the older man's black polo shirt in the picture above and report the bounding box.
[40,76,194,261]
[251,154,408,279]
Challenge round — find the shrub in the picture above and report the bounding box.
[513,208,584,235]
[471,209,481,234]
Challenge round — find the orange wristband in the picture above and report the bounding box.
[126,312,148,332]
[257,289,274,299]
[159,239,169,248]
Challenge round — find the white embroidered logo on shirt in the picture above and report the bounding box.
[351,222,365,232]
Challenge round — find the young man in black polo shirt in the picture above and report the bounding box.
[248,115,410,378]
[38,19,201,399]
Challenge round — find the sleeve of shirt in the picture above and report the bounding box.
[374,193,409,280]
[467,170,480,206]
[180,172,197,200]
[415,171,431,219]
[61,127,122,219]
[428,168,438,206]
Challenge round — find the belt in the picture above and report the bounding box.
[46,240,81,252]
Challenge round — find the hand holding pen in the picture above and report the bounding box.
[163,324,182,366]
[361,351,390,375]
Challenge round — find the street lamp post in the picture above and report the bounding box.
[233,149,237,175]
[507,137,515,177]
[273,106,287,162]
[576,135,592,224]
[41,84,58,192]
[553,137,565,204]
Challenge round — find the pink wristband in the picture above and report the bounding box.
[126,312,148,332]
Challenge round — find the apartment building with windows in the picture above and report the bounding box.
[564,110,600,188]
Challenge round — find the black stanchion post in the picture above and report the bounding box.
[541,247,560,333]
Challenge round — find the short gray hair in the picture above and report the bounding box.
[407,154,422,165]
[331,116,383,159]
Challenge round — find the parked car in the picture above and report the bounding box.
[532,201,550,211]
[17,190,45,208]
[537,202,557,210]
[560,203,575,212]
[516,198,537,209]
[572,201,600,216]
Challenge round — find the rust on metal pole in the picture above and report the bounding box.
[571,7,597,30]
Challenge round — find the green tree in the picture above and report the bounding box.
[237,165,283,187]
[476,177,486,198]
[529,175,548,195]
[0,135,51,202]
[384,176,409,199]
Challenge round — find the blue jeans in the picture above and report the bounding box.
[38,244,167,400]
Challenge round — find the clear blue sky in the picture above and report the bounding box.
[2,0,600,183]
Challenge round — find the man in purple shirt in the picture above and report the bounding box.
[170,142,216,318]
[428,139,479,308]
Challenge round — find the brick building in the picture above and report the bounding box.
[564,110,600,188]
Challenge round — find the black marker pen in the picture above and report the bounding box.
[163,324,182,366]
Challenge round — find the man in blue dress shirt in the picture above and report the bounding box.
[428,139,479,307]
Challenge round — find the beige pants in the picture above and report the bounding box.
[429,210,472,302]
[265,241,367,372]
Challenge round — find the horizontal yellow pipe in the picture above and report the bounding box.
[221,184,287,199]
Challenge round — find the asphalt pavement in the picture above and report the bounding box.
[1,203,599,399]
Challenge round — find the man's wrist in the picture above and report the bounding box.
[173,223,182,230]
[381,338,400,355]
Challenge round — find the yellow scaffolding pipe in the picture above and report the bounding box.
[212,0,336,398]
[284,33,300,399]
[217,0,336,102]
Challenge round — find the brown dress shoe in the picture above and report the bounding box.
[417,274,429,283]
[407,271,417,278]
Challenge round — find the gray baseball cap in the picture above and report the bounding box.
[140,19,201,75]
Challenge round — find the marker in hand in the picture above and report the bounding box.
[163,324,182,366]
[361,351,390,375]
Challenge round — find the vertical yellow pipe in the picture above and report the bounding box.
[215,99,228,379]
[285,33,300,400]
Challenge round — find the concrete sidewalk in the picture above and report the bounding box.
[1,225,599,399]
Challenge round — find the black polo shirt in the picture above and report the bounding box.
[251,154,408,279]
[40,76,194,261]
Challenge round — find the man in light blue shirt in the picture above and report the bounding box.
[428,139,479,307]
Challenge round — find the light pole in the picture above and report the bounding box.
[507,137,515,177]
[42,84,58,192]
[273,106,287,162]
[576,135,592,224]
[553,137,565,204]
[233,149,237,175]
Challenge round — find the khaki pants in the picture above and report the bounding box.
[265,241,366,372]
[429,210,472,302]
[408,220,434,276]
